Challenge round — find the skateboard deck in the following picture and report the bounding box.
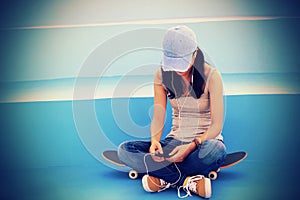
[102,150,247,180]
[221,151,247,168]
[208,151,247,180]
[102,150,125,166]
[102,150,138,179]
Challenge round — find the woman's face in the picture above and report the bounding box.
[176,51,197,77]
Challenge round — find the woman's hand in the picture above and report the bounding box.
[149,140,165,162]
[167,143,195,163]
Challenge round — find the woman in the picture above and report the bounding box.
[118,25,226,199]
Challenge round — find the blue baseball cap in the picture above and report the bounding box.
[162,25,198,72]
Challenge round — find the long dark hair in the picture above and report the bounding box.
[162,47,206,99]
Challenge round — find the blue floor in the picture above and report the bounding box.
[1,94,300,199]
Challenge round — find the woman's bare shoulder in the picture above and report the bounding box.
[154,68,162,85]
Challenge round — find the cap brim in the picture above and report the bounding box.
[161,53,193,72]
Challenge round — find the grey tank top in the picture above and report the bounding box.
[154,68,223,142]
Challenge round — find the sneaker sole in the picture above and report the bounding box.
[204,178,212,198]
[142,175,154,193]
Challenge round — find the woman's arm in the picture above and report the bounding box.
[201,70,224,141]
[149,81,167,159]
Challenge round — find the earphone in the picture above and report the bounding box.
[142,68,195,187]
[171,71,193,142]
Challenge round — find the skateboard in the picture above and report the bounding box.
[208,151,247,180]
[102,150,139,179]
[102,150,247,180]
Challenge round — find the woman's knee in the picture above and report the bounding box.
[118,141,128,152]
[117,140,150,160]
[117,141,132,161]
[198,140,226,164]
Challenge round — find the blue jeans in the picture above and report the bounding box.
[118,137,226,186]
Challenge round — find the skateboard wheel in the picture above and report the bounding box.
[208,171,217,180]
[217,168,220,173]
[129,169,138,179]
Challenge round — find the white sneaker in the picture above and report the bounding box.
[142,175,171,192]
[178,175,212,198]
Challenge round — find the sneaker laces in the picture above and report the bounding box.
[177,175,204,198]
[159,179,171,192]
[150,177,170,191]
[143,153,182,187]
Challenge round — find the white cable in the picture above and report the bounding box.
[171,72,191,143]
[143,153,182,187]
[142,71,193,188]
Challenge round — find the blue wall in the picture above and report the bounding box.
[1,0,300,81]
